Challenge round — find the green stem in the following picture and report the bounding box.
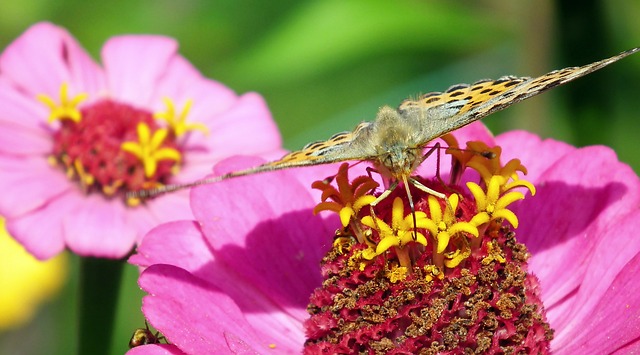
[78,257,124,355]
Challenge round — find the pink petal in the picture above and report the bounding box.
[139,264,265,354]
[191,157,330,314]
[4,191,81,259]
[0,22,104,98]
[0,77,52,156]
[117,192,192,248]
[131,220,306,351]
[130,221,212,270]
[0,155,72,218]
[514,146,640,313]
[149,55,237,119]
[64,194,135,258]
[496,130,576,182]
[0,78,52,131]
[102,36,178,106]
[126,343,186,355]
[0,120,51,156]
[552,210,640,353]
[183,93,282,167]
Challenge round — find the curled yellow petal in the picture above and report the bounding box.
[496,191,524,210]
[436,231,451,253]
[493,209,519,228]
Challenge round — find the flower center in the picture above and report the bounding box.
[306,136,553,354]
[40,84,204,205]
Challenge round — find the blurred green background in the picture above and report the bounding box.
[0,0,638,354]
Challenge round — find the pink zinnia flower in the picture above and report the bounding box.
[0,22,282,259]
[129,123,640,354]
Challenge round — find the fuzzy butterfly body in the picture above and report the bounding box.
[134,47,639,198]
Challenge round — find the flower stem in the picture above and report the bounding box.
[78,257,124,355]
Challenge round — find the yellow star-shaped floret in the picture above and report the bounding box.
[422,194,478,254]
[121,123,181,178]
[361,197,428,256]
[313,163,378,227]
[37,83,88,123]
[154,97,209,137]
[467,175,528,229]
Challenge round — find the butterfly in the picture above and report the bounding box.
[133,47,639,201]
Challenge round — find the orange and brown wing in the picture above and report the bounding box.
[398,47,640,145]
[221,122,375,178]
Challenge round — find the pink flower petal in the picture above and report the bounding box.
[0,78,51,129]
[552,210,640,353]
[0,121,51,156]
[149,55,237,119]
[63,194,135,258]
[191,157,331,315]
[496,130,576,182]
[131,221,212,271]
[0,155,72,218]
[0,22,104,98]
[102,36,178,105]
[126,343,186,355]
[514,146,640,313]
[183,93,282,165]
[173,92,284,184]
[131,220,307,351]
[137,191,194,239]
[139,264,266,354]
[4,191,82,259]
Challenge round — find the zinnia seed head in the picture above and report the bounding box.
[305,141,553,354]
[41,84,205,206]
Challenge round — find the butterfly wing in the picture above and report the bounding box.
[399,47,640,145]
[221,121,377,179]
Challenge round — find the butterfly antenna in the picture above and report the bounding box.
[126,175,227,200]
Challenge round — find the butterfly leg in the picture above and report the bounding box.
[408,177,454,214]
[368,177,421,241]
[422,142,459,194]
[401,175,419,241]
[367,180,399,237]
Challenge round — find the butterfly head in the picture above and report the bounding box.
[374,146,422,181]
[370,106,424,180]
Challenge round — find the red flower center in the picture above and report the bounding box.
[50,99,181,200]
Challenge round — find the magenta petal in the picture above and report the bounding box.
[64,194,135,258]
[131,220,307,352]
[191,160,329,313]
[0,78,46,127]
[4,192,82,259]
[0,156,72,218]
[449,121,495,146]
[126,343,186,355]
[149,55,237,119]
[0,120,51,156]
[130,221,212,270]
[552,210,640,353]
[102,36,178,105]
[186,93,282,163]
[0,80,53,155]
[139,264,264,354]
[515,146,640,310]
[112,191,192,248]
[496,130,576,182]
[0,22,104,98]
